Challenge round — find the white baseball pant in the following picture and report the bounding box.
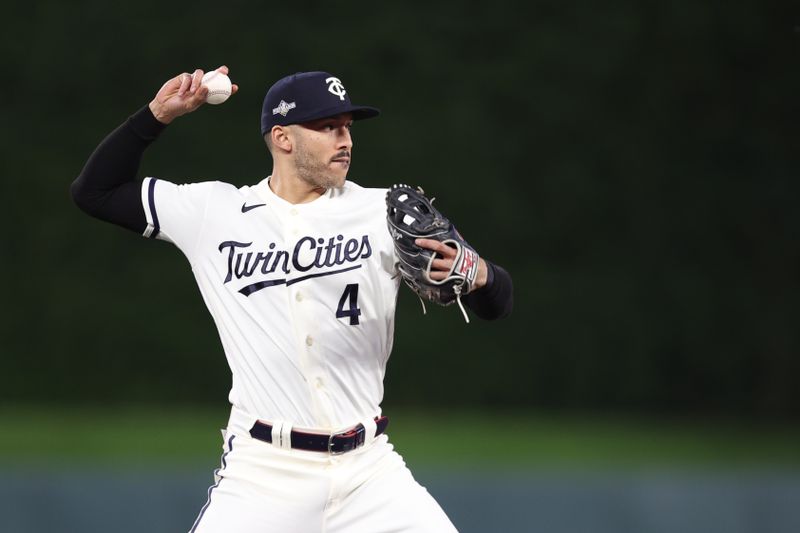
[189,430,458,533]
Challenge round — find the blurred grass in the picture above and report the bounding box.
[1,405,799,472]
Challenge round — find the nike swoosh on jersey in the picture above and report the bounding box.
[241,202,266,213]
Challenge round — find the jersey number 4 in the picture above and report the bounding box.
[336,283,361,325]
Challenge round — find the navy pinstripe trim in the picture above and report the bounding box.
[147,178,160,239]
[189,434,235,533]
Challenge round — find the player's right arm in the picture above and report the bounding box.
[71,67,235,232]
[71,102,165,233]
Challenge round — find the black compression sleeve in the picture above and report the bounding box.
[462,261,514,320]
[71,105,167,233]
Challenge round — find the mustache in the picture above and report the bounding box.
[331,151,351,161]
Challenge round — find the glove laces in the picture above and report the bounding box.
[453,285,470,323]
[414,285,470,324]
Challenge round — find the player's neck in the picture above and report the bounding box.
[268,173,326,204]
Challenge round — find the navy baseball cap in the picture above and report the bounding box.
[261,71,380,135]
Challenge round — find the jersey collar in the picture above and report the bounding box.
[253,176,343,211]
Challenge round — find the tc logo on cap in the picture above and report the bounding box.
[326,77,347,101]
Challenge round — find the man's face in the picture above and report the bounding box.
[291,113,354,190]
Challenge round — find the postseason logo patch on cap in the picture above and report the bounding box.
[272,100,296,117]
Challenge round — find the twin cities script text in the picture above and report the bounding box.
[218,234,372,284]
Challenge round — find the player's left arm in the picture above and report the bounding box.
[416,239,513,320]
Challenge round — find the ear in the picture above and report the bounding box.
[271,126,293,153]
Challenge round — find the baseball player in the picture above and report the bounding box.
[71,65,513,532]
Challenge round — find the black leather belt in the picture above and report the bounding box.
[249,416,389,454]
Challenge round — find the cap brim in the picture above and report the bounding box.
[350,106,381,120]
[262,104,381,135]
[293,104,380,125]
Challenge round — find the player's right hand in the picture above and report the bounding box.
[148,66,237,124]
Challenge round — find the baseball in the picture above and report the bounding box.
[201,71,232,105]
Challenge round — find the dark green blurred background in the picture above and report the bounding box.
[2,0,799,419]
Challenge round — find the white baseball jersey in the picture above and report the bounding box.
[140,176,400,430]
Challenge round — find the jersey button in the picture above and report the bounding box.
[305,335,314,347]
[295,292,303,302]
[290,208,299,216]
[315,378,324,389]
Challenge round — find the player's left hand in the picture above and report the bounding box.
[415,238,489,291]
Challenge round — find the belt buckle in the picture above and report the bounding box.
[328,423,366,455]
